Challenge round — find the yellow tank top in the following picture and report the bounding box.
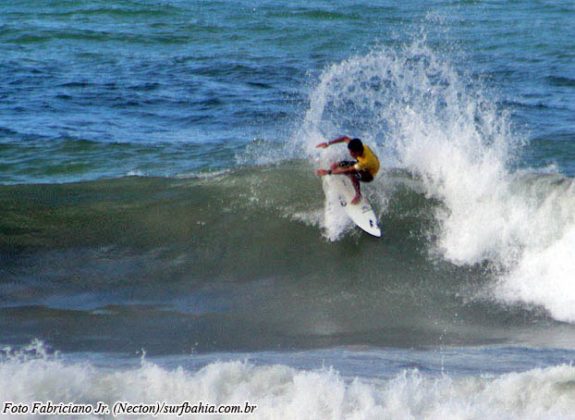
[354,145,380,176]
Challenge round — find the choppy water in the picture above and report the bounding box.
[1,1,575,418]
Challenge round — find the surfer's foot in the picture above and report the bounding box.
[316,169,330,176]
[351,195,361,205]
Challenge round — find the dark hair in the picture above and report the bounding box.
[347,138,364,153]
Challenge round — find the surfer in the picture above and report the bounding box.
[316,136,380,205]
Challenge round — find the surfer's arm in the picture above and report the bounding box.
[316,136,351,148]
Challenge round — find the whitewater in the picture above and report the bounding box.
[2,342,575,420]
[296,41,575,324]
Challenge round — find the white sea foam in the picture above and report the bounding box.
[1,347,574,420]
[297,41,575,322]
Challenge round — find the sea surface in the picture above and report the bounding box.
[1,1,575,418]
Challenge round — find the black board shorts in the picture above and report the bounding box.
[338,161,374,183]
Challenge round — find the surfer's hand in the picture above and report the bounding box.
[316,169,330,176]
[351,195,361,205]
[316,142,329,149]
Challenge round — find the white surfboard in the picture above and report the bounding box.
[322,174,381,237]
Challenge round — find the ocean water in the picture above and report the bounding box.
[1,0,575,418]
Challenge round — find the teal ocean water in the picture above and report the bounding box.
[1,1,575,418]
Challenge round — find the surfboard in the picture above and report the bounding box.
[322,174,381,237]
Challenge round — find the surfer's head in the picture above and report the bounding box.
[348,138,364,158]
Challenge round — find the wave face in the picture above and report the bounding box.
[2,165,575,354]
[295,42,575,323]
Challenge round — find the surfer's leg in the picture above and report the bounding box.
[332,161,354,171]
[347,173,362,205]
